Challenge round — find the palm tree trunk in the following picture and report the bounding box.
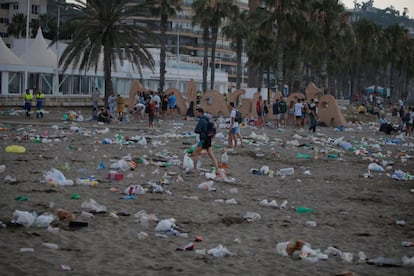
[210,26,218,90]
[276,42,284,94]
[103,45,112,109]
[320,54,328,94]
[235,38,242,90]
[202,27,209,93]
[159,13,168,94]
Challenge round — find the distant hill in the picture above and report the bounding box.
[351,7,414,29]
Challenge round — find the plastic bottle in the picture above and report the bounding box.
[279,167,295,176]
[43,242,59,249]
[81,211,95,219]
[221,152,228,169]
[313,147,319,160]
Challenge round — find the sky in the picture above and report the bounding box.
[340,0,414,18]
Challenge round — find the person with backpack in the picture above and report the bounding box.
[272,98,281,129]
[192,108,222,177]
[227,102,244,148]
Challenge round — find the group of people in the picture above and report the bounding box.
[358,98,414,137]
[254,96,319,132]
[24,88,45,118]
[94,89,178,127]
[131,90,177,128]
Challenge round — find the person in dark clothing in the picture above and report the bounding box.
[192,108,222,177]
[186,101,195,118]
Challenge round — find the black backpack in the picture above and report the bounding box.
[235,110,243,124]
[207,121,217,138]
[403,112,410,122]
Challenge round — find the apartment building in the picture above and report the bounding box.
[0,0,47,46]
[0,0,247,92]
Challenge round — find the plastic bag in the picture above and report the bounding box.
[207,244,234,257]
[155,218,176,232]
[81,198,107,213]
[183,153,194,170]
[368,163,384,172]
[124,184,146,195]
[11,210,36,228]
[43,168,74,186]
[33,213,55,228]
[110,159,130,171]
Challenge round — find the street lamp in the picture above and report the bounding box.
[54,2,62,94]
[176,23,181,89]
[24,0,30,91]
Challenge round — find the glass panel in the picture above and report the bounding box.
[9,72,23,94]
[60,75,70,95]
[41,74,53,94]
[72,76,80,94]
[80,75,89,95]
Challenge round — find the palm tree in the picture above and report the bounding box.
[245,6,277,91]
[192,0,213,93]
[222,8,248,89]
[147,0,182,94]
[30,14,54,39]
[350,18,377,98]
[209,0,233,90]
[310,0,351,94]
[7,13,27,39]
[383,24,410,101]
[60,0,156,107]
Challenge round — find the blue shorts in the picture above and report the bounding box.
[230,127,240,134]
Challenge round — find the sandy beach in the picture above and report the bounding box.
[0,108,413,276]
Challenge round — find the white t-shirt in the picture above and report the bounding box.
[294,102,303,116]
[152,95,161,108]
[230,109,239,128]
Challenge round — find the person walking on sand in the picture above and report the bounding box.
[169,92,177,120]
[272,98,281,129]
[279,97,287,128]
[148,98,156,128]
[108,92,117,115]
[92,87,100,120]
[256,96,264,127]
[228,102,244,148]
[193,108,222,177]
[24,89,33,117]
[117,94,125,121]
[294,98,304,129]
[35,89,45,118]
[308,99,319,133]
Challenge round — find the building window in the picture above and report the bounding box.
[13,4,18,10]
[32,5,39,15]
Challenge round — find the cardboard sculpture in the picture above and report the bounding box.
[287,92,306,111]
[318,94,347,127]
[199,89,230,117]
[304,82,346,127]
[305,82,320,100]
[128,80,146,111]
[239,98,252,119]
[186,79,197,103]
[273,91,283,102]
[164,87,187,115]
[228,89,246,107]
[285,84,347,127]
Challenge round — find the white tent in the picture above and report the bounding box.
[0,36,24,67]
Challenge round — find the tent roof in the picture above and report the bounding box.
[0,36,24,65]
[13,28,58,68]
